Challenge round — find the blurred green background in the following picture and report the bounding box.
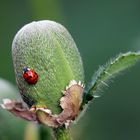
[1,0,140,140]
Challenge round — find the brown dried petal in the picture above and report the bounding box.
[37,82,84,128]
[1,99,37,121]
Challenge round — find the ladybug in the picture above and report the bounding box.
[23,67,38,85]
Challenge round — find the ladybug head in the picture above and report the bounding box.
[23,67,30,73]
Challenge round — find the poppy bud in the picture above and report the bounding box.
[9,20,85,127]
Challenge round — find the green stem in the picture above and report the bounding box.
[52,126,72,140]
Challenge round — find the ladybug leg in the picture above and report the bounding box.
[0,99,37,122]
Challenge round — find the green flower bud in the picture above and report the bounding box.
[11,20,85,122]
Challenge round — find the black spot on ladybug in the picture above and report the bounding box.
[23,67,38,85]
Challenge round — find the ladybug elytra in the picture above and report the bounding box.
[23,67,38,85]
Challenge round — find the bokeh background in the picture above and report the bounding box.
[0,0,140,140]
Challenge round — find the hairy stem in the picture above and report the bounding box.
[52,127,72,140]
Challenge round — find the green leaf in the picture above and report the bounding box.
[0,78,19,100]
[85,52,140,101]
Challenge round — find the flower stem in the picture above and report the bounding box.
[52,126,72,140]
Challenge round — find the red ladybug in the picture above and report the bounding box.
[23,67,38,85]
